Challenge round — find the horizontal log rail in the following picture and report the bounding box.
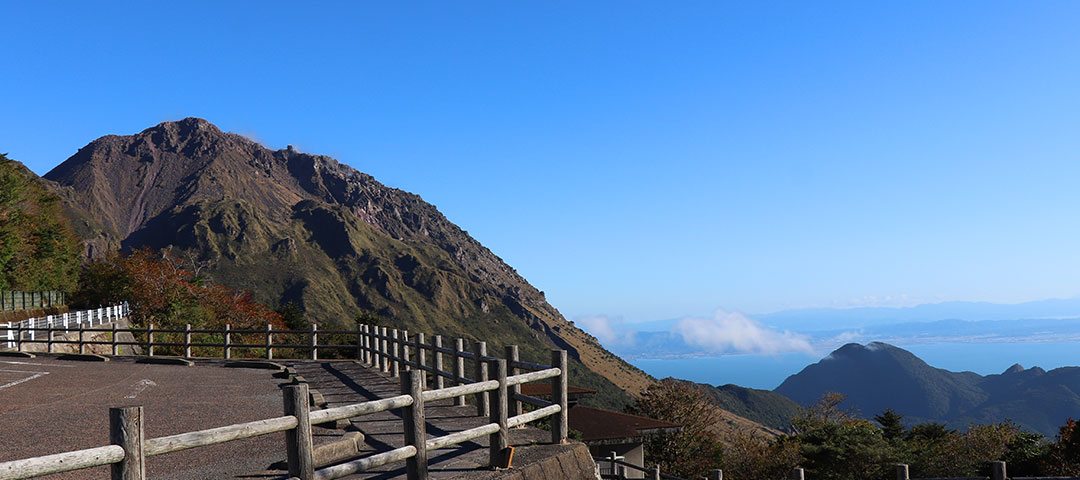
[0,321,570,480]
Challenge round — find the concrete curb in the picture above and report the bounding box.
[0,351,35,358]
[57,353,109,362]
[224,360,285,372]
[135,356,195,366]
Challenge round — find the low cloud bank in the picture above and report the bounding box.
[675,310,814,355]
[576,315,635,347]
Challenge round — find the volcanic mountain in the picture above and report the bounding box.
[42,117,652,407]
[775,342,1080,436]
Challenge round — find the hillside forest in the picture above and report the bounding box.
[633,381,1080,480]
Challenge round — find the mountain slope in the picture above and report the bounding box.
[668,378,802,431]
[42,117,652,407]
[774,342,1080,436]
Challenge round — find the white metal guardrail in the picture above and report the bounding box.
[2,303,129,348]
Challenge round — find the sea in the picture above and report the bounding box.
[629,341,1080,390]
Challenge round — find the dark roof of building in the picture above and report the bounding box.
[568,405,682,443]
[520,383,596,398]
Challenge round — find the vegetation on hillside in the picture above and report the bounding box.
[74,248,284,331]
[631,383,1080,480]
[0,153,80,292]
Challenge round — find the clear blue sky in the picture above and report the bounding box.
[3,2,1079,324]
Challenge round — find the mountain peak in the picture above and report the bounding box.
[1004,363,1025,374]
[143,117,219,134]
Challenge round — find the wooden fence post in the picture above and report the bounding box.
[380,327,389,373]
[896,464,909,480]
[46,317,53,353]
[433,335,444,390]
[454,338,466,406]
[309,324,318,360]
[552,349,568,444]
[474,341,489,417]
[391,329,401,378]
[416,332,427,390]
[991,461,1006,480]
[402,370,427,480]
[110,406,146,480]
[112,322,118,356]
[223,324,231,359]
[505,345,521,418]
[360,322,369,358]
[266,324,274,360]
[490,358,509,468]
[15,323,22,352]
[283,384,314,480]
[148,324,155,357]
[402,329,411,372]
[365,324,373,365]
[184,324,191,358]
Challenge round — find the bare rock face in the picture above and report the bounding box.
[43,118,653,406]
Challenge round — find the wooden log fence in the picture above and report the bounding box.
[0,322,570,480]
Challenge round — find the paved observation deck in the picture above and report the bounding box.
[0,354,596,479]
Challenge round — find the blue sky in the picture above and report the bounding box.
[3,2,1080,326]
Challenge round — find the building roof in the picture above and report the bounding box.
[568,405,682,444]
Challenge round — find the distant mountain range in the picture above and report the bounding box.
[774,342,1080,437]
[757,297,1080,331]
[599,300,1080,359]
[33,117,654,407]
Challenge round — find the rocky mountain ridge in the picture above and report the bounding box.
[41,118,653,407]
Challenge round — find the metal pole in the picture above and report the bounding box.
[309,324,318,360]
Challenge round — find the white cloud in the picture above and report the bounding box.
[674,310,813,355]
[576,315,634,347]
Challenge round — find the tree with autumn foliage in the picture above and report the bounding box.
[626,380,724,478]
[74,248,283,331]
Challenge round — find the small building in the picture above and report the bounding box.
[568,405,682,479]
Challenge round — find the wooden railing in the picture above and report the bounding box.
[0,322,570,480]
